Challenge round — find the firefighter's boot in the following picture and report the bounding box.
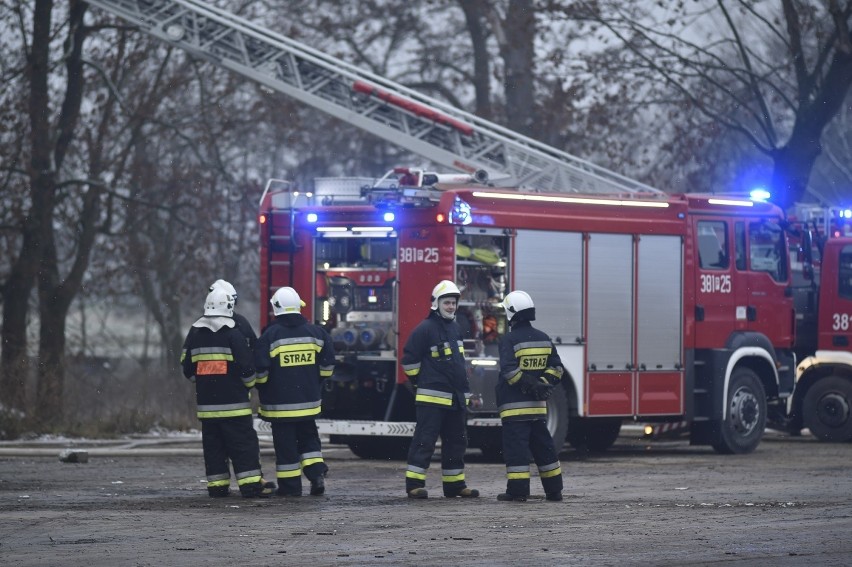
[310,475,325,496]
[208,486,230,498]
[445,487,479,498]
[241,482,273,498]
[407,488,428,499]
[546,491,563,502]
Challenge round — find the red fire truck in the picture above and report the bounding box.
[785,207,852,442]
[259,169,797,457]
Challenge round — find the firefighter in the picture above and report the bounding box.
[180,288,272,498]
[402,280,479,499]
[255,287,335,497]
[496,290,564,502]
[207,279,278,491]
[209,279,257,350]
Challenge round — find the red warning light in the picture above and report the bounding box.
[259,214,267,224]
[436,213,446,223]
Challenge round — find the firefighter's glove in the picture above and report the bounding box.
[519,374,552,400]
[533,382,554,401]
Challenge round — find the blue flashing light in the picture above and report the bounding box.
[842,209,852,219]
[750,188,771,202]
[306,212,318,223]
[383,211,395,222]
[450,196,473,225]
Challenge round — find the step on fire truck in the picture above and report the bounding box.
[259,169,798,457]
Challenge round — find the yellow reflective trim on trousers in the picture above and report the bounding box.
[442,473,464,483]
[499,407,547,419]
[540,467,562,479]
[416,394,453,406]
[197,408,253,419]
[261,407,321,419]
[207,479,230,487]
[302,457,324,467]
[277,469,302,479]
[406,470,426,480]
[237,475,261,486]
[507,472,530,480]
[319,370,333,377]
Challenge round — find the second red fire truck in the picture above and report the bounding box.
[259,169,802,457]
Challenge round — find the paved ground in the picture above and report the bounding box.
[1,430,851,566]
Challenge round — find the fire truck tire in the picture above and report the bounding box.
[547,385,570,452]
[802,376,852,442]
[347,436,410,460]
[567,417,621,452]
[712,367,766,454]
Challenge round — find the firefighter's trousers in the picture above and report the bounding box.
[270,420,328,496]
[405,404,469,496]
[501,419,563,497]
[201,415,264,497]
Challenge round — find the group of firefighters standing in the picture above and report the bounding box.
[180,278,565,503]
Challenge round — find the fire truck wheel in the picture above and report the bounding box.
[546,385,570,452]
[802,376,852,442]
[713,367,766,454]
[567,417,621,452]
[347,436,410,460]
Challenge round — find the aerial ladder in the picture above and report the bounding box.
[84,0,663,196]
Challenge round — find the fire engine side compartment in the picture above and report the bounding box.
[463,190,688,422]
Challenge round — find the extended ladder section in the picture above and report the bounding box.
[85,0,664,196]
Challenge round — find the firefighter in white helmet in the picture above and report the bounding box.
[254,287,335,496]
[496,290,565,502]
[180,289,272,498]
[401,280,479,499]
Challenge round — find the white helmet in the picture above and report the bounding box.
[204,288,234,317]
[271,286,305,316]
[502,290,534,322]
[209,279,237,303]
[430,280,461,311]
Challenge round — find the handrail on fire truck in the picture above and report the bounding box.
[85,0,665,196]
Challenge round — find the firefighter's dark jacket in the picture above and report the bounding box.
[181,317,256,419]
[402,311,470,410]
[497,318,564,421]
[254,313,335,421]
[233,311,258,350]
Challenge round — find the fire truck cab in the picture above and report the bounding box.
[259,170,796,457]
[786,208,852,442]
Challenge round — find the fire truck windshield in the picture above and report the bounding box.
[749,221,787,282]
[315,234,397,353]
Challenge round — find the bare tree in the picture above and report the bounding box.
[1,0,91,418]
[566,0,852,209]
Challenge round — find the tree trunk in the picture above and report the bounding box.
[0,0,59,412]
[458,0,492,119]
[498,0,536,136]
[34,299,68,428]
[771,135,821,212]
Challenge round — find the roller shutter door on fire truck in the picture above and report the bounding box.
[514,230,585,409]
[584,234,683,417]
